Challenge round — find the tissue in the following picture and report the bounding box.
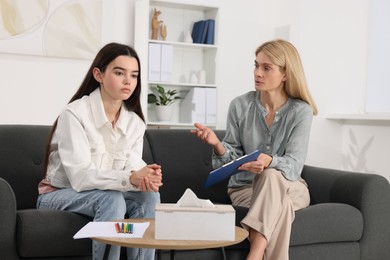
[175,188,215,208]
[155,189,235,240]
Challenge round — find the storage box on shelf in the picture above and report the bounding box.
[135,0,219,128]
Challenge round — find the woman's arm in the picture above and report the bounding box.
[191,122,225,155]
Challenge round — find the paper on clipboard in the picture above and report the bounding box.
[204,150,261,189]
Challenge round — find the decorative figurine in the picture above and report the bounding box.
[160,23,167,41]
[151,9,162,40]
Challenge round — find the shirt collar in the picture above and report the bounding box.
[90,88,128,133]
[255,91,292,117]
[90,88,107,128]
[114,104,129,134]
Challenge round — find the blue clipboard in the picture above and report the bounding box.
[204,150,261,189]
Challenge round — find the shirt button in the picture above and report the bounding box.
[121,181,127,186]
[266,146,270,150]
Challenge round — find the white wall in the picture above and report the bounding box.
[366,0,390,113]
[0,0,134,125]
[0,53,90,125]
[276,0,390,181]
[0,0,389,181]
[216,1,274,128]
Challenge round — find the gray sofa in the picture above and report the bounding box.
[1,124,390,260]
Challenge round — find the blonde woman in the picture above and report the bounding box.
[192,39,317,260]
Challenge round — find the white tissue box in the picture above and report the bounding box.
[155,203,235,241]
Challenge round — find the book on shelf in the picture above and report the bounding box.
[180,87,206,124]
[160,44,173,82]
[148,43,161,81]
[204,19,215,45]
[201,20,209,44]
[191,20,207,44]
[180,87,216,125]
[148,43,173,83]
[205,88,216,124]
[191,19,215,45]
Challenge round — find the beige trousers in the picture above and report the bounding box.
[228,168,310,260]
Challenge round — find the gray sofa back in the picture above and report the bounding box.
[144,129,229,204]
[0,125,230,211]
[1,124,390,260]
[0,125,49,210]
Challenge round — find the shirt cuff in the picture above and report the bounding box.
[269,155,278,168]
[121,171,140,191]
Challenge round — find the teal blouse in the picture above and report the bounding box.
[212,91,313,188]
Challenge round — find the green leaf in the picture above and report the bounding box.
[148,94,157,104]
[150,85,182,106]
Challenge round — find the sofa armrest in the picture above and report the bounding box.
[0,178,19,259]
[302,165,390,260]
[16,209,91,257]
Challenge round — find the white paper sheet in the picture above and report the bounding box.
[73,221,150,239]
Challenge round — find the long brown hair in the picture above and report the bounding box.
[43,43,145,177]
[256,39,318,115]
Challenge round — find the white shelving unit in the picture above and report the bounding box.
[325,113,390,122]
[134,0,219,128]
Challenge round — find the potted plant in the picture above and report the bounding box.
[148,85,182,121]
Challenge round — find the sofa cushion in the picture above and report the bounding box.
[289,242,360,260]
[16,209,91,257]
[291,203,363,245]
[227,203,362,250]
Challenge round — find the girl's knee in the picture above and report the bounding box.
[145,191,160,204]
[97,191,126,219]
[142,192,160,217]
[107,191,126,207]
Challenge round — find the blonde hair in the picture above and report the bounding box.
[256,39,318,115]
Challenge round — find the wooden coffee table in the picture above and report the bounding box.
[92,218,248,260]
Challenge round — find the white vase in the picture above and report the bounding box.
[198,69,206,84]
[189,72,198,84]
[184,31,193,43]
[155,105,174,122]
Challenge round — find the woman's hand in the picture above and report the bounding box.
[191,123,225,156]
[238,153,273,174]
[130,164,163,192]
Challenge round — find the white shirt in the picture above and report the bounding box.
[41,88,146,193]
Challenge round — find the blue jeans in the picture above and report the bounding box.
[37,188,160,260]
